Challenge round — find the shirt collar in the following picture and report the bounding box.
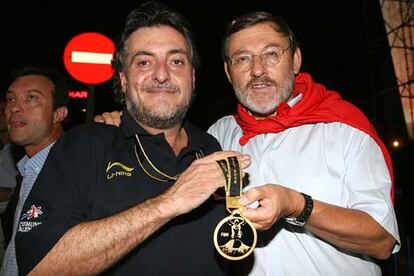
[289,93,303,107]
[120,108,149,138]
[17,141,56,177]
[120,108,205,157]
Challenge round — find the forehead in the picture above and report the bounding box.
[127,25,189,55]
[228,22,288,54]
[8,75,54,96]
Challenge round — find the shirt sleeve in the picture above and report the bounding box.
[342,125,400,253]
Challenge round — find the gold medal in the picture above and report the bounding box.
[213,156,257,260]
[214,209,257,260]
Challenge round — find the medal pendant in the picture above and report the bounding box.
[213,210,257,260]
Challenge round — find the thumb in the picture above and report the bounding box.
[239,188,260,206]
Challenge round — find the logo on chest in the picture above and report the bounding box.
[106,162,134,179]
[18,205,43,233]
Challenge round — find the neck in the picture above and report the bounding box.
[25,125,64,157]
[139,122,188,156]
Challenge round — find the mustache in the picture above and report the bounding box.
[246,76,277,89]
[142,82,180,93]
[8,115,25,123]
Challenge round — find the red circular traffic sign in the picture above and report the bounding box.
[63,32,115,85]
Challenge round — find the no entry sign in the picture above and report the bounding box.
[63,32,115,85]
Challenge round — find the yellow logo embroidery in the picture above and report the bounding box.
[106,162,134,179]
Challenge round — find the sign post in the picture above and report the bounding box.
[63,32,115,122]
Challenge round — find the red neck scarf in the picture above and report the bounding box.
[234,72,394,201]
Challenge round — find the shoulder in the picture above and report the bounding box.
[207,115,238,134]
[336,123,379,148]
[185,120,221,152]
[207,115,240,144]
[321,122,384,163]
[53,123,124,154]
[64,122,121,139]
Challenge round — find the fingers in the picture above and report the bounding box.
[93,111,122,126]
[239,186,263,206]
[164,151,251,216]
[239,185,281,230]
[164,159,230,215]
[197,151,251,170]
[241,208,270,230]
[202,151,247,162]
[94,115,104,123]
[241,205,277,231]
[238,154,251,170]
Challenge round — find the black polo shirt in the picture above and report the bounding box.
[15,110,228,275]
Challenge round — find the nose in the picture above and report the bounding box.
[250,55,266,77]
[153,62,170,83]
[7,99,23,114]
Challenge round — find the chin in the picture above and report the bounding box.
[246,103,277,117]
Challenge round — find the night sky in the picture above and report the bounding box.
[1,0,403,130]
[0,0,409,156]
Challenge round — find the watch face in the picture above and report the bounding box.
[214,212,257,260]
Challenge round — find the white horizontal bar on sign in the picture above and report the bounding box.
[71,51,112,65]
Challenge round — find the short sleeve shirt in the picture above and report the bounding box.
[15,110,227,275]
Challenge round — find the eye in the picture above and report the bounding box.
[234,54,252,64]
[170,58,184,66]
[27,94,39,102]
[133,56,154,69]
[6,95,15,103]
[264,49,279,59]
[137,60,151,67]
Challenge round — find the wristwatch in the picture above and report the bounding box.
[284,193,313,226]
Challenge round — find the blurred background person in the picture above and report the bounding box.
[1,65,69,275]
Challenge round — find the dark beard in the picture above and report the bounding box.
[125,92,195,129]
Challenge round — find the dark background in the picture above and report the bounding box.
[1,0,412,273]
[0,0,406,133]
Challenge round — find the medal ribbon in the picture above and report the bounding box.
[216,156,243,212]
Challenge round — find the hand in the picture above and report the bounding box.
[94,111,122,126]
[238,184,304,230]
[162,151,251,216]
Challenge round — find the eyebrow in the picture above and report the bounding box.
[168,49,188,56]
[6,89,44,96]
[231,43,283,56]
[130,48,188,62]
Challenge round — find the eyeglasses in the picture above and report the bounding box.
[229,46,291,72]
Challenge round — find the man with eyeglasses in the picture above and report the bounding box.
[207,11,400,275]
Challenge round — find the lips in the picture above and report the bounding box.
[8,117,27,128]
[247,76,276,90]
[146,88,176,94]
[250,82,272,89]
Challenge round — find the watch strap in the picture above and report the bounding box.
[284,193,313,226]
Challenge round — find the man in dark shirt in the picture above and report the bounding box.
[14,2,249,275]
